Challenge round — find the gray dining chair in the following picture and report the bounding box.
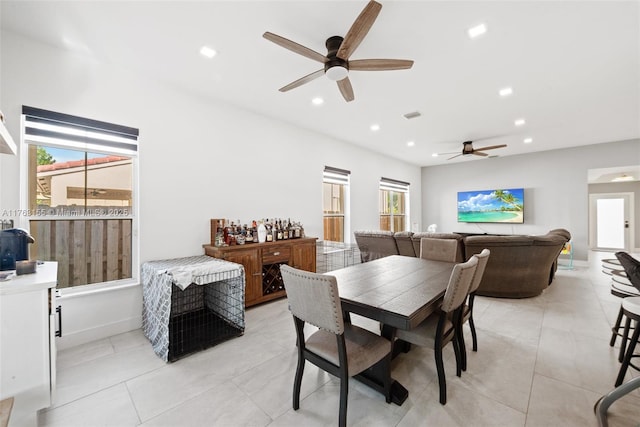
[420,237,459,262]
[460,249,491,372]
[280,265,392,427]
[394,256,478,404]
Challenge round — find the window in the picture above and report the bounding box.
[323,166,350,242]
[22,106,139,289]
[379,177,409,232]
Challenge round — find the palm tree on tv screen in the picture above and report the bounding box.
[491,190,523,211]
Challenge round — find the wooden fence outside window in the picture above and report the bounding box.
[29,219,132,288]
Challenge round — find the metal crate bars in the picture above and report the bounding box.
[316,240,361,273]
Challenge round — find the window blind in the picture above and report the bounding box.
[380,177,409,192]
[324,166,350,185]
[22,106,139,156]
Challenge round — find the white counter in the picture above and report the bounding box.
[0,261,58,426]
[0,262,58,295]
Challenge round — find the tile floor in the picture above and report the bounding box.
[40,251,640,426]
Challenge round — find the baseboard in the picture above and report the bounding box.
[56,316,142,350]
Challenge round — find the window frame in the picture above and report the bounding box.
[20,106,140,293]
[323,166,350,243]
[379,177,410,233]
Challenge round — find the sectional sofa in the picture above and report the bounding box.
[353,228,571,298]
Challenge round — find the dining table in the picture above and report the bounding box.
[327,254,456,405]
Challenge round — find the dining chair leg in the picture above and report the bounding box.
[469,295,479,352]
[453,333,463,377]
[339,375,348,427]
[615,319,640,387]
[435,344,447,405]
[455,309,467,373]
[293,353,305,410]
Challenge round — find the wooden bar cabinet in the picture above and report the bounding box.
[203,237,317,307]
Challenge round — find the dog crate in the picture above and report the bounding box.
[142,255,245,362]
[316,240,361,273]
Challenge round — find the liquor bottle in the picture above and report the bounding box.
[271,219,278,242]
[258,220,267,243]
[287,218,293,239]
[282,218,289,240]
[277,219,283,240]
[265,219,273,242]
[215,220,224,247]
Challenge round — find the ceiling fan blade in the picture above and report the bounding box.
[263,32,326,63]
[448,153,463,160]
[473,144,507,151]
[279,69,325,92]
[472,151,489,157]
[349,59,414,71]
[337,0,382,60]
[337,77,355,102]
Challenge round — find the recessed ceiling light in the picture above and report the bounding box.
[407,141,415,147]
[468,23,487,39]
[370,124,380,131]
[524,137,533,144]
[311,97,324,106]
[199,46,217,58]
[432,153,439,157]
[514,118,526,126]
[499,87,513,97]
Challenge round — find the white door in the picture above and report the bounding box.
[589,193,633,251]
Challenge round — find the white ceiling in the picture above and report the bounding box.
[1,1,639,168]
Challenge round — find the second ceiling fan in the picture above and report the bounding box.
[438,140,508,160]
[263,0,414,102]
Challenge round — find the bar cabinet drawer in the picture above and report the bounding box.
[262,247,290,264]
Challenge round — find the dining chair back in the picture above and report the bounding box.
[280,265,392,427]
[420,237,459,262]
[394,256,478,404]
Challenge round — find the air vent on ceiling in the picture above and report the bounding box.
[403,111,421,120]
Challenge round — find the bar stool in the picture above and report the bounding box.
[615,296,640,386]
[602,258,621,276]
[608,262,640,351]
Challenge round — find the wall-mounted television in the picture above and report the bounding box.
[457,188,524,223]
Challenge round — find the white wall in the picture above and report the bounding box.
[0,31,421,347]
[421,139,640,261]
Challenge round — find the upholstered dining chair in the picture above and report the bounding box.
[280,265,392,427]
[460,249,491,372]
[419,237,459,262]
[394,256,478,405]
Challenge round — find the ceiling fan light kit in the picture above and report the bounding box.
[263,0,414,102]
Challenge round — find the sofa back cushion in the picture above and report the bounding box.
[394,231,416,257]
[353,230,399,262]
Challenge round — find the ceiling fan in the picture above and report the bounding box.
[263,0,414,102]
[437,140,508,160]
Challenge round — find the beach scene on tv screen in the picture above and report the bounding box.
[457,188,524,223]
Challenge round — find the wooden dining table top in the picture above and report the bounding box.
[327,255,455,331]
